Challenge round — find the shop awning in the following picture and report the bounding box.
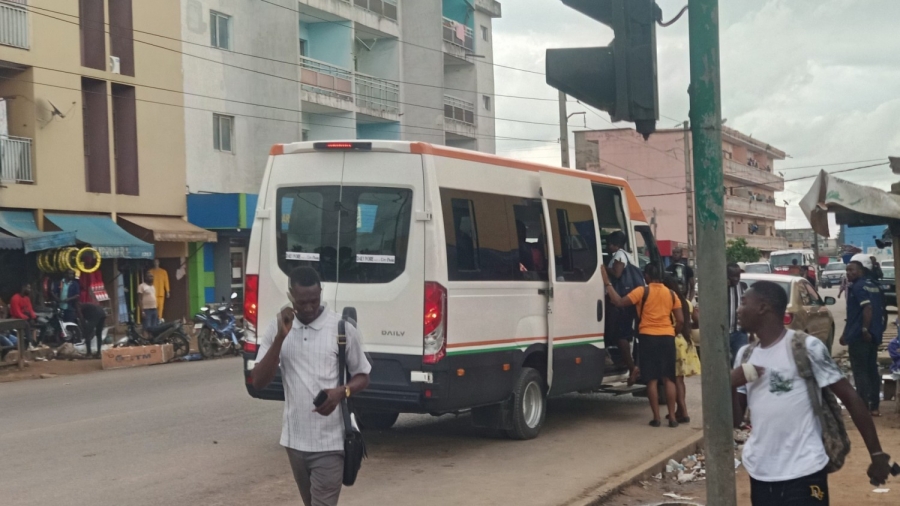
[45,213,154,259]
[119,215,217,243]
[800,170,900,237]
[0,231,23,250]
[0,210,77,254]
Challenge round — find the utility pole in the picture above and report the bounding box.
[683,121,695,264]
[559,91,570,167]
[689,1,737,504]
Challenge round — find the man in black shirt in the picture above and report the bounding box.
[667,247,695,300]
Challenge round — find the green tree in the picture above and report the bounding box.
[726,238,762,264]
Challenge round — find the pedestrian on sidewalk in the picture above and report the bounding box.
[602,263,683,428]
[664,276,700,424]
[138,272,159,329]
[9,283,39,349]
[252,267,371,506]
[79,303,106,358]
[52,270,80,323]
[604,231,641,384]
[839,255,885,417]
[666,247,695,300]
[731,280,892,505]
[727,263,749,366]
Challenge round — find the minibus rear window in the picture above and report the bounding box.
[276,186,413,283]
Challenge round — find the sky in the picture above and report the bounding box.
[488,0,900,232]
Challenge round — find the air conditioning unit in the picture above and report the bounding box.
[110,56,121,74]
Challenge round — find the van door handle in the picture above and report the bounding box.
[538,288,553,297]
[596,300,603,322]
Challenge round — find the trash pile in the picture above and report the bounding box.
[652,430,749,486]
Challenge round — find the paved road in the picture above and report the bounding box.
[0,358,703,506]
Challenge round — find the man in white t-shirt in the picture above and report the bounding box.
[605,231,639,383]
[731,280,892,505]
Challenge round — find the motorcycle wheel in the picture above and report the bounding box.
[197,328,216,359]
[164,331,191,359]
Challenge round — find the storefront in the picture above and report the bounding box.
[186,193,257,316]
[0,210,77,304]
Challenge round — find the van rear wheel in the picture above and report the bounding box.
[356,411,400,430]
[505,367,546,440]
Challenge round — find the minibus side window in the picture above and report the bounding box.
[547,200,598,282]
[440,189,548,282]
[592,184,630,266]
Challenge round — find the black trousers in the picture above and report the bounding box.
[750,467,829,505]
[848,340,881,411]
[82,315,106,356]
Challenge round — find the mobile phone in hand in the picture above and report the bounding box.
[313,390,328,408]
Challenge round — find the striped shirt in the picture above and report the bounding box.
[728,282,746,333]
[256,308,372,452]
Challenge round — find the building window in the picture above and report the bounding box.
[80,0,106,70]
[210,11,231,50]
[82,77,111,193]
[483,95,491,111]
[213,114,234,152]
[299,38,308,57]
[481,25,489,41]
[302,129,309,142]
[112,83,139,195]
[109,0,135,76]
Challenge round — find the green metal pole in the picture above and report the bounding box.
[689,1,736,504]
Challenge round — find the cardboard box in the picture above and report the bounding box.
[102,344,174,370]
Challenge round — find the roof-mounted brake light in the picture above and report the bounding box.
[313,142,372,151]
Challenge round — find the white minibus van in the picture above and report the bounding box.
[242,141,661,439]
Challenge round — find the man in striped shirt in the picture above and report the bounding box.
[727,263,749,365]
[252,267,371,506]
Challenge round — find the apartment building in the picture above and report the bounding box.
[0,0,212,322]
[776,228,838,254]
[183,0,502,312]
[574,126,788,256]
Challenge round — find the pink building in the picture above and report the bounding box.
[574,126,787,257]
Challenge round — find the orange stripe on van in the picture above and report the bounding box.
[410,143,647,222]
[445,333,604,349]
[270,144,284,156]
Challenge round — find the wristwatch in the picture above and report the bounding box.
[345,386,351,398]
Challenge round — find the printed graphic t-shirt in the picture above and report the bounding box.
[734,331,844,482]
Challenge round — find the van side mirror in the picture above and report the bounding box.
[823,296,836,306]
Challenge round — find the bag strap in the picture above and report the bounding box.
[740,341,759,365]
[791,331,826,419]
[338,319,353,434]
[637,285,651,323]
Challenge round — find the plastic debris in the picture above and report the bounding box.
[677,471,696,484]
[666,459,686,473]
[735,459,742,469]
[663,493,695,500]
[873,488,889,493]
[652,473,663,481]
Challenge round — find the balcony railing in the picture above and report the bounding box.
[442,17,474,52]
[444,95,476,126]
[0,1,29,50]
[356,73,399,114]
[725,195,786,221]
[346,0,398,21]
[0,135,33,183]
[724,158,783,191]
[299,56,353,102]
[728,233,788,252]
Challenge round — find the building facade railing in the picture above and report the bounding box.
[444,95,476,126]
[442,17,474,52]
[0,0,29,50]
[0,135,33,183]
[355,72,399,114]
[725,195,786,221]
[299,56,354,101]
[339,0,398,21]
[724,158,784,191]
[728,233,788,252]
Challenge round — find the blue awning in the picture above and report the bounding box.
[45,213,154,259]
[0,210,77,254]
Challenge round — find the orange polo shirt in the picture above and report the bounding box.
[627,283,681,336]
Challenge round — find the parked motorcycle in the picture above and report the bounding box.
[194,293,244,359]
[115,314,190,359]
[35,303,82,347]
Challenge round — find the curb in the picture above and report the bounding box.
[564,430,706,506]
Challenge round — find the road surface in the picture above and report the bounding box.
[0,357,703,506]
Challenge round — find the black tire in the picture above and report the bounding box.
[167,331,191,358]
[505,367,546,440]
[356,411,400,430]
[197,328,215,359]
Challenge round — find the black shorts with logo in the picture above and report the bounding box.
[750,467,829,505]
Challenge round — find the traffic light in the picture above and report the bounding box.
[546,0,660,139]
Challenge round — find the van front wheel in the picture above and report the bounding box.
[356,411,400,430]
[505,367,546,440]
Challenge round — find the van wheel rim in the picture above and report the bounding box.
[522,381,543,428]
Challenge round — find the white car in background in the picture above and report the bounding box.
[819,262,846,288]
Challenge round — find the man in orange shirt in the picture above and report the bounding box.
[603,263,684,428]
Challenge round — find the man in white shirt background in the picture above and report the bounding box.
[252,267,371,506]
[731,280,892,504]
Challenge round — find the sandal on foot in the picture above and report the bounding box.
[627,367,641,386]
[649,419,661,427]
[668,418,679,428]
[677,416,691,424]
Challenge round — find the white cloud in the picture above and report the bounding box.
[491,0,900,233]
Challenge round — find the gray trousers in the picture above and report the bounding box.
[286,448,344,506]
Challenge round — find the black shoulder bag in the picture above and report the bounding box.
[338,319,366,486]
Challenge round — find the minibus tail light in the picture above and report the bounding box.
[244,275,259,329]
[313,142,372,151]
[423,282,447,364]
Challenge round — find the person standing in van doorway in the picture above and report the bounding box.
[604,231,639,384]
[602,263,683,427]
[252,267,371,506]
[666,247,695,300]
